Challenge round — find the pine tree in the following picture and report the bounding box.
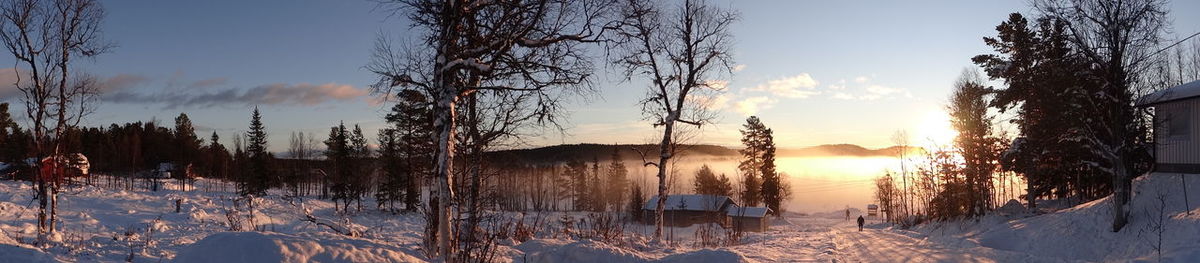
[588,157,604,212]
[974,13,1110,207]
[387,90,434,211]
[948,70,1000,217]
[174,113,202,188]
[348,124,370,210]
[208,131,230,180]
[739,116,767,206]
[376,128,404,211]
[0,102,18,162]
[693,165,732,197]
[628,183,645,221]
[565,159,589,211]
[605,147,629,211]
[351,124,369,158]
[760,127,788,216]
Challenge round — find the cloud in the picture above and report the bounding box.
[709,94,731,110]
[188,77,228,89]
[0,68,22,100]
[106,82,369,108]
[854,76,870,84]
[0,70,149,101]
[734,96,776,116]
[747,73,820,98]
[831,84,912,101]
[686,93,731,111]
[732,64,747,72]
[97,74,150,93]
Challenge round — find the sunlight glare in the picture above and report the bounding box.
[914,110,957,148]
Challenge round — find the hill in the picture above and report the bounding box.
[486,143,915,165]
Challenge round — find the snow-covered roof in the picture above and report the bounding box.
[643,195,734,212]
[1137,79,1200,106]
[726,206,770,218]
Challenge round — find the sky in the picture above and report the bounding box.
[0,0,1198,152]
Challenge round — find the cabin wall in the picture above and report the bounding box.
[731,217,767,232]
[1155,98,1200,173]
[641,210,730,227]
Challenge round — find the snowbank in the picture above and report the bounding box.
[514,239,650,263]
[0,244,56,263]
[658,249,756,263]
[0,234,55,263]
[173,231,424,263]
[914,173,1200,262]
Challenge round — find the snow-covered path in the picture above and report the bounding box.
[829,220,1067,263]
[728,217,840,262]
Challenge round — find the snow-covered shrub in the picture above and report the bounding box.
[580,212,624,244]
[1138,188,1169,261]
[557,214,576,239]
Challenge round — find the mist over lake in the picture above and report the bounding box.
[624,155,900,213]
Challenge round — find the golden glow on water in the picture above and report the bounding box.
[629,156,900,213]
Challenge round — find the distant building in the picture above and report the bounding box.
[1137,79,1200,175]
[23,153,90,178]
[641,194,772,231]
[154,163,174,179]
[642,194,736,227]
[727,206,771,232]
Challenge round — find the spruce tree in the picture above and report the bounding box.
[325,122,352,212]
[348,124,370,209]
[240,107,272,196]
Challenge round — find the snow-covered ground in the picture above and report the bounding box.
[1,173,1198,262]
[904,172,1200,262]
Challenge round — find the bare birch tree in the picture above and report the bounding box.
[611,0,737,240]
[0,0,110,242]
[368,0,614,259]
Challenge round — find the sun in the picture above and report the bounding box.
[913,110,958,148]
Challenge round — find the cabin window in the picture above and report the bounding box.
[1162,106,1191,140]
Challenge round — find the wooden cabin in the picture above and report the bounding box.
[727,206,771,232]
[1137,79,1200,174]
[642,195,736,227]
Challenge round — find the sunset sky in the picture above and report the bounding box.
[1,0,1198,152]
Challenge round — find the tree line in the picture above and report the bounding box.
[875,0,1198,231]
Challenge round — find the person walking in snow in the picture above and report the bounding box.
[857,215,865,231]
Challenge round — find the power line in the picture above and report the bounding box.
[1149,31,1200,57]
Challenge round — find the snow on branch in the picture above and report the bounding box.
[299,203,362,237]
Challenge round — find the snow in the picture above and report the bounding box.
[643,195,732,212]
[0,172,1197,262]
[0,233,55,263]
[513,239,651,262]
[906,172,1200,262]
[1137,79,1200,106]
[173,232,423,263]
[726,206,769,218]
